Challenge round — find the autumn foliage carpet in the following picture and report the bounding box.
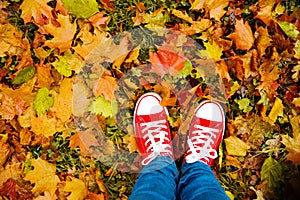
[0,0,300,200]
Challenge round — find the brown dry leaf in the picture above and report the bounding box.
[0,140,11,167]
[228,19,254,50]
[51,77,73,122]
[20,0,53,25]
[93,76,117,101]
[191,0,229,21]
[122,133,138,153]
[36,63,54,89]
[64,177,87,200]
[69,129,100,155]
[74,24,109,59]
[43,14,76,52]
[0,163,21,188]
[225,136,250,156]
[255,26,272,58]
[281,116,300,164]
[24,158,60,197]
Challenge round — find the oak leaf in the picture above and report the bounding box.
[20,0,53,25]
[225,136,250,156]
[64,177,87,200]
[43,14,76,52]
[228,19,254,50]
[281,116,300,164]
[24,158,60,197]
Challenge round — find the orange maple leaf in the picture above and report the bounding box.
[149,48,186,76]
[20,0,53,25]
[24,158,60,198]
[228,19,254,50]
[69,129,100,155]
[43,14,76,52]
[93,76,117,101]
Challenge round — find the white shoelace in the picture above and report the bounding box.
[186,124,219,163]
[140,119,172,165]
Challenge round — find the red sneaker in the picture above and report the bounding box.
[134,92,174,165]
[185,100,225,166]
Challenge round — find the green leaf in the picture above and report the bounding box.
[62,0,99,19]
[144,11,170,26]
[33,88,54,116]
[261,157,283,188]
[88,96,117,117]
[52,56,72,77]
[12,66,35,84]
[278,22,299,39]
[235,98,253,113]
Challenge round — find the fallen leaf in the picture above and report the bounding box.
[228,19,254,50]
[281,116,300,164]
[261,157,283,188]
[43,14,77,52]
[12,66,35,85]
[33,88,54,116]
[69,129,100,155]
[178,19,212,35]
[62,0,99,19]
[51,77,73,122]
[64,177,87,200]
[235,98,253,113]
[294,40,300,59]
[278,21,299,39]
[0,163,21,186]
[34,191,52,200]
[267,97,283,125]
[122,133,138,153]
[249,0,276,26]
[191,0,229,21]
[88,96,117,118]
[225,136,250,156]
[56,0,68,16]
[93,76,117,101]
[255,26,272,58]
[30,114,59,137]
[143,8,170,27]
[291,63,300,82]
[24,158,60,197]
[203,40,223,61]
[225,155,241,168]
[36,63,54,89]
[292,97,300,107]
[0,140,10,167]
[20,0,53,25]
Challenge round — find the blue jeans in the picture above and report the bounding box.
[129,156,229,200]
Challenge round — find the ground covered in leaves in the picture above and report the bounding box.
[0,0,300,199]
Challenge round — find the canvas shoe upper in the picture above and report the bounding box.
[134,92,174,165]
[185,100,225,166]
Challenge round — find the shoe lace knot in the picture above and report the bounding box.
[186,124,219,164]
[140,119,172,165]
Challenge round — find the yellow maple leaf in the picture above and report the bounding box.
[123,133,138,153]
[64,177,87,200]
[24,158,60,197]
[43,14,76,52]
[267,97,283,125]
[225,136,250,156]
[228,19,254,50]
[203,40,223,61]
[51,77,73,122]
[30,114,61,137]
[191,0,229,21]
[281,116,300,164]
[292,97,300,107]
[20,0,53,25]
[74,24,109,59]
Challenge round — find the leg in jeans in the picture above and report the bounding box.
[177,161,229,200]
[129,156,178,200]
[178,100,229,200]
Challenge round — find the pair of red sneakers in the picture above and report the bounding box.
[134,93,225,166]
